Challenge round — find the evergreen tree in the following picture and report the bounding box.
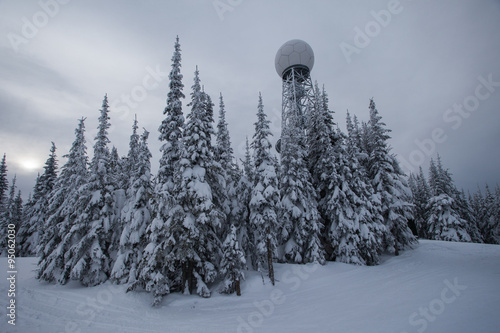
[215,93,242,246]
[324,126,385,265]
[37,118,89,282]
[219,224,245,295]
[235,137,254,266]
[140,37,186,299]
[59,95,116,286]
[12,190,23,230]
[135,68,222,305]
[242,137,254,183]
[249,93,280,284]
[0,154,7,212]
[18,142,58,256]
[280,96,325,264]
[483,184,499,244]
[0,154,9,255]
[112,128,153,285]
[0,177,21,256]
[469,188,486,243]
[307,83,337,236]
[455,189,482,243]
[409,167,431,239]
[171,68,223,296]
[364,99,416,255]
[426,157,471,242]
[157,35,185,187]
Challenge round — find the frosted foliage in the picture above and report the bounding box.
[275,39,314,77]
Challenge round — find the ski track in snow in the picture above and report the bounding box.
[1,240,499,333]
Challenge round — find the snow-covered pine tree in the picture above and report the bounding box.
[203,91,228,237]
[0,154,7,212]
[455,189,482,243]
[37,117,89,282]
[365,99,416,255]
[0,154,9,256]
[469,187,488,242]
[483,184,499,244]
[280,97,325,264]
[0,177,21,256]
[307,83,337,236]
[411,167,431,239]
[323,126,382,265]
[426,157,471,242]
[234,137,254,267]
[157,35,185,188]
[219,224,246,295]
[112,127,153,285]
[346,114,386,265]
[59,95,117,286]
[18,142,58,256]
[12,189,23,230]
[215,93,243,248]
[135,68,223,305]
[494,185,500,243]
[242,137,254,183]
[249,93,280,284]
[170,68,223,297]
[137,37,186,299]
[130,38,185,304]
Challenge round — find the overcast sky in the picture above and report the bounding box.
[1,0,499,200]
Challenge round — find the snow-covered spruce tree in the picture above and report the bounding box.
[280,99,325,264]
[18,142,58,256]
[408,167,431,239]
[249,93,280,285]
[234,137,254,267]
[0,154,7,212]
[112,127,153,285]
[469,188,487,243]
[307,83,337,236]
[157,35,185,188]
[170,68,224,297]
[219,224,245,295]
[323,126,380,265]
[136,68,223,305]
[426,157,470,242]
[365,99,416,255]
[346,114,386,264]
[0,154,9,256]
[12,189,23,231]
[215,93,244,248]
[0,177,21,256]
[455,189,482,243]
[202,91,228,237]
[130,38,185,303]
[37,118,89,282]
[59,95,118,286]
[482,184,499,244]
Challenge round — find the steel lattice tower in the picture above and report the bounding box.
[275,40,315,154]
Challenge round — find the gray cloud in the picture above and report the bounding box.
[1,0,499,199]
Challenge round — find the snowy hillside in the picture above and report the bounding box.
[1,240,499,333]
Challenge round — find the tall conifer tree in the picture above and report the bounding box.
[249,93,280,284]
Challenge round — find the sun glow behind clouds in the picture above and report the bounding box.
[20,159,41,172]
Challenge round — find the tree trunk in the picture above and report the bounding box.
[266,235,275,286]
[182,261,194,294]
[235,278,241,296]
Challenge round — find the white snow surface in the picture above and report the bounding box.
[1,240,499,333]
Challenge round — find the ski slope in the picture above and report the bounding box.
[1,240,499,333]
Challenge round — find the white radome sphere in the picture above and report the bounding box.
[275,39,314,78]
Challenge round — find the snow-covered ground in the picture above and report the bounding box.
[1,240,499,333]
